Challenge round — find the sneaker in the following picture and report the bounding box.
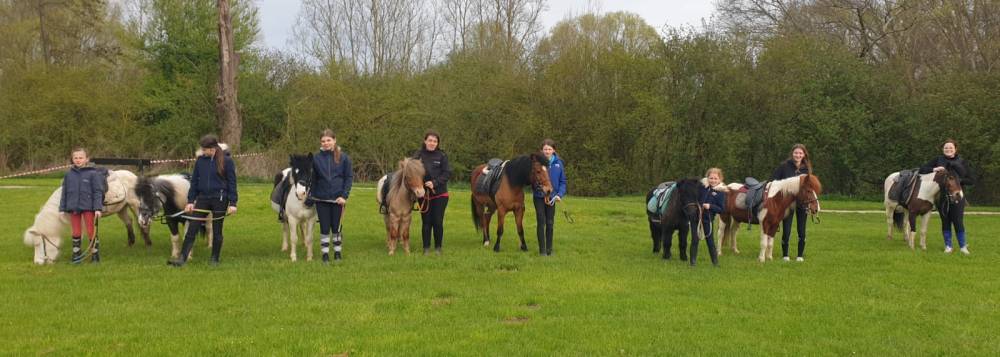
[960,247,970,255]
[795,257,804,262]
[944,246,953,254]
[434,247,442,255]
[782,256,790,262]
[167,259,185,267]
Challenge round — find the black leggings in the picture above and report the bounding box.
[939,198,966,233]
[781,204,807,258]
[316,201,344,235]
[421,196,448,249]
[533,197,555,253]
[180,195,228,262]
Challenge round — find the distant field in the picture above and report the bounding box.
[2,179,997,355]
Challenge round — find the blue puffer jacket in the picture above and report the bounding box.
[699,185,726,222]
[533,154,567,201]
[187,153,238,205]
[60,165,107,212]
[311,148,353,200]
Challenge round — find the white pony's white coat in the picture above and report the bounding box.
[271,168,317,261]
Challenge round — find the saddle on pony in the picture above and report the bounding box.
[103,169,126,206]
[378,171,395,214]
[734,177,767,224]
[474,158,506,197]
[646,181,676,221]
[888,169,920,206]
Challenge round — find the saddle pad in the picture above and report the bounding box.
[646,182,676,216]
[104,170,127,206]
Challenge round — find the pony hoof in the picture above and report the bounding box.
[520,246,528,252]
[306,256,313,262]
[733,249,740,254]
[290,255,297,262]
[483,241,491,247]
[493,246,501,253]
[281,246,288,252]
[758,258,765,263]
[388,250,395,256]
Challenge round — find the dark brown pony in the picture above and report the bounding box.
[470,153,553,252]
[717,175,823,262]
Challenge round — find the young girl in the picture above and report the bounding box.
[311,129,352,263]
[918,139,974,254]
[59,148,107,264]
[169,135,238,267]
[691,168,725,266]
[771,144,812,262]
[414,130,452,255]
[532,139,567,256]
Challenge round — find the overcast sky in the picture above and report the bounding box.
[255,0,718,51]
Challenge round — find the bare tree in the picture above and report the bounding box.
[217,0,241,150]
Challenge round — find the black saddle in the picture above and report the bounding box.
[889,169,920,206]
[475,159,506,197]
[744,177,767,224]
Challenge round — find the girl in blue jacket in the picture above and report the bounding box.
[532,139,567,256]
[59,148,107,264]
[311,129,352,263]
[692,168,726,267]
[169,135,238,267]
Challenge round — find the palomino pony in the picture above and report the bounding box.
[645,179,703,261]
[470,153,553,252]
[884,169,963,250]
[23,170,145,264]
[134,174,206,260]
[375,158,426,255]
[270,154,317,261]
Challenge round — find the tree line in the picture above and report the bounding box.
[1,0,998,202]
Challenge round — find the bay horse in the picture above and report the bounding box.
[376,158,426,255]
[23,170,146,264]
[270,154,317,261]
[645,179,703,261]
[883,169,963,250]
[470,153,553,252]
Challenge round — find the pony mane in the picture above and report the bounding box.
[135,176,159,208]
[673,178,701,204]
[504,153,548,187]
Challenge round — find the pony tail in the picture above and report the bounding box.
[214,145,225,177]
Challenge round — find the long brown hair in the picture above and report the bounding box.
[943,138,958,152]
[322,129,342,164]
[789,143,813,174]
[199,134,225,177]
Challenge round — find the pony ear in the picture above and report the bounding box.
[307,152,313,160]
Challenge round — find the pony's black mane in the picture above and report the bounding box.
[504,153,549,187]
[136,175,181,215]
[289,154,313,186]
[664,178,701,220]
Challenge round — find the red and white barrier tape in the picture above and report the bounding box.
[1,152,267,180]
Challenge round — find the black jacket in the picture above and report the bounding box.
[188,153,238,205]
[919,155,974,186]
[60,164,107,212]
[413,148,451,195]
[771,159,809,181]
[312,148,353,200]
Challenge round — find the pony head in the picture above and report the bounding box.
[24,227,58,265]
[135,175,163,228]
[935,168,964,204]
[289,154,314,201]
[529,152,553,200]
[797,174,823,215]
[398,158,426,198]
[674,178,703,222]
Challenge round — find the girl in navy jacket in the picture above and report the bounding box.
[771,143,812,261]
[311,129,352,263]
[60,148,107,264]
[532,139,567,256]
[169,135,238,267]
[692,168,725,266]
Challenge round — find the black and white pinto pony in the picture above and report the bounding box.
[271,154,318,261]
[884,169,963,250]
[134,174,214,260]
[645,179,704,261]
[23,170,146,264]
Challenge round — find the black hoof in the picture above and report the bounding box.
[493,245,501,252]
[520,245,528,252]
[662,254,671,260]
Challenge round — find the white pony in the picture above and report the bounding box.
[270,154,317,261]
[23,170,143,264]
[884,170,963,250]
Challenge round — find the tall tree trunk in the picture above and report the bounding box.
[216,0,241,151]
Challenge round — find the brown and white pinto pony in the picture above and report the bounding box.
[470,153,553,252]
[883,170,963,250]
[376,158,426,255]
[717,175,822,262]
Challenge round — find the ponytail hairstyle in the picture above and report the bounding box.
[789,143,813,174]
[322,129,341,164]
[540,138,556,151]
[199,134,225,177]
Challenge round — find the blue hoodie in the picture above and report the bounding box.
[311,148,353,200]
[187,153,238,205]
[533,154,567,201]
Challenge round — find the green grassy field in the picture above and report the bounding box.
[2,179,998,355]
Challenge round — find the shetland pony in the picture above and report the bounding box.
[376,158,426,255]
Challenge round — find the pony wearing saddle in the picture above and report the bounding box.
[887,169,919,206]
[474,158,506,199]
[645,181,676,220]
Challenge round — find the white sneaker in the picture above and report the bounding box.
[796,257,804,262]
[960,247,970,255]
[782,257,790,262]
[944,246,953,254]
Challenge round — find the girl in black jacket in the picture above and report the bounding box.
[771,144,812,262]
[169,135,238,267]
[59,148,107,264]
[413,130,452,255]
[311,129,352,263]
[918,139,974,254]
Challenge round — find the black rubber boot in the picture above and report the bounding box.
[71,237,83,264]
[90,239,100,263]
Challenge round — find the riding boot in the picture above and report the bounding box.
[169,234,197,266]
[537,235,547,256]
[333,233,343,260]
[546,232,554,256]
[71,237,83,264]
[689,238,700,266]
[709,242,719,266]
[320,234,331,263]
[210,234,223,265]
[90,239,100,263]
